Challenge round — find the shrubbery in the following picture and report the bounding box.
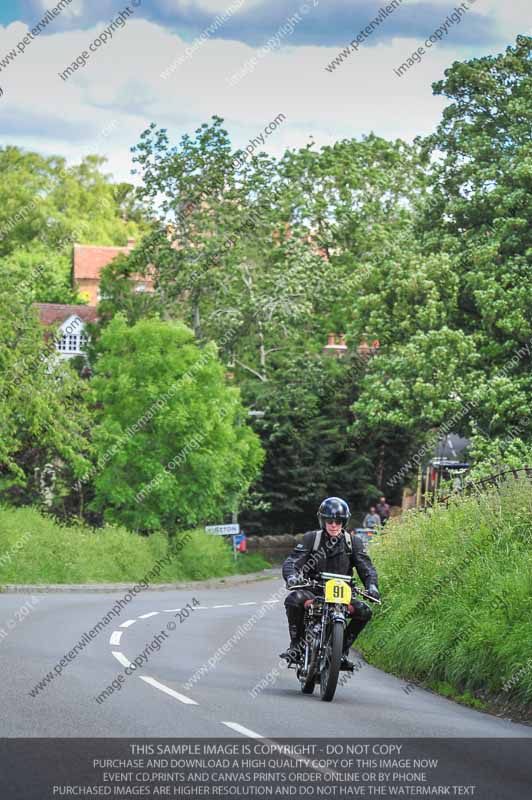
[361,478,532,711]
[0,505,269,585]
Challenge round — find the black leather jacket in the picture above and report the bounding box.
[282,529,378,590]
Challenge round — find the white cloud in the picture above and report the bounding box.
[0,5,527,183]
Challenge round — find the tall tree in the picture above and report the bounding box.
[89,316,264,533]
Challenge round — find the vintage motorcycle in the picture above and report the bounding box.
[286,571,381,702]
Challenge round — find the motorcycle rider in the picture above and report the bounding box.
[280,497,380,671]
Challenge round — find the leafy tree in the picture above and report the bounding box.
[348,38,532,487]
[240,348,411,533]
[96,253,161,328]
[0,275,92,506]
[1,245,81,305]
[89,316,264,532]
[418,35,532,439]
[0,147,149,303]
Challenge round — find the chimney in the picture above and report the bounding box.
[323,333,348,357]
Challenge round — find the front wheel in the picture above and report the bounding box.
[320,620,343,702]
[298,638,318,694]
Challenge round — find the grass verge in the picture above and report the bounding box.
[359,477,532,720]
[0,505,270,585]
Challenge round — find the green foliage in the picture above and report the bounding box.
[0,505,269,584]
[241,350,410,532]
[96,253,161,328]
[361,478,532,710]
[0,146,149,301]
[467,428,532,480]
[89,316,264,532]
[1,245,81,305]
[0,273,92,503]
[348,38,532,484]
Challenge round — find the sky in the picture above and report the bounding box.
[0,0,530,182]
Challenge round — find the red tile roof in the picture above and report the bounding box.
[33,303,98,326]
[73,242,134,280]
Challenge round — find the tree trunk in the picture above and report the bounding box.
[376,443,385,489]
[258,322,266,376]
[192,297,202,339]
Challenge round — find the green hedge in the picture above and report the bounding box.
[0,505,269,585]
[361,478,532,710]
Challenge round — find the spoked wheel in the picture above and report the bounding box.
[320,621,344,702]
[298,640,317,694]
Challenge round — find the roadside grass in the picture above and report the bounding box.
[360,478,532,713]
[0,505,269,585]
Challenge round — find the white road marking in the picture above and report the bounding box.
[238,602,256,606]
[221,721,265,739]
[219,728,336,777]
[139,611,159,619]
[163,609,181,613]
[195,606,209,609]
[263,600,279,604]
[140,676,198,705]
[120,619,136,628]
[213,604,232,608]
[109,631,122,646]
[112,651,133,669]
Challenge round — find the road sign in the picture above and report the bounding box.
[205,524,240,536]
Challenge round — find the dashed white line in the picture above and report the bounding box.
[195,606,209,609]
[112,651,133,669]
[263,600,279,604]
[213,604,232,608]
[140,676,198,705]
[109,631,122,646]
[120,619,136,628]
[163,609,181,613]
[238,602,257,606]
[221,721,265,739]
[139,611,159,619]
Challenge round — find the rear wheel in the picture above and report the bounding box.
[320,621,343,702]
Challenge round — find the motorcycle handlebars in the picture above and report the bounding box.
[285,572,382,605]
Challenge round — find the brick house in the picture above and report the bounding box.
[73,238,153,304]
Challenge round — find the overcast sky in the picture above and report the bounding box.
[0,0,530,181]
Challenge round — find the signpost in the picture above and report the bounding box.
[204,524,240,536]
[205,524,244,561]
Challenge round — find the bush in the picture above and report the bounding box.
[361,478,532,710]
[0,506,269,584]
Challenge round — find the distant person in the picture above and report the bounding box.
[376,496,390,526]
[363,506,381,529]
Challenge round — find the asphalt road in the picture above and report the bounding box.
[1,572,530,740]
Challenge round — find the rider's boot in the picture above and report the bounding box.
[279,606,304,664]
[340,621,364,671]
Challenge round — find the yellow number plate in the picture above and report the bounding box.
[325,579,352,605]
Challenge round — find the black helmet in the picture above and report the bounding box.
[317,497,350,529]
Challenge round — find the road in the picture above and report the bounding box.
[1,572,530,740]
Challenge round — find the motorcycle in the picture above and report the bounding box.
[286,571,381,702]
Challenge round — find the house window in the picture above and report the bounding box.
[56,332,88,354]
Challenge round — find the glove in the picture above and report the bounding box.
[366,584,380,601]
[286,575,300,589]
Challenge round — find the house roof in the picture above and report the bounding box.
[33,303,99,326]
[73,242,134,280]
